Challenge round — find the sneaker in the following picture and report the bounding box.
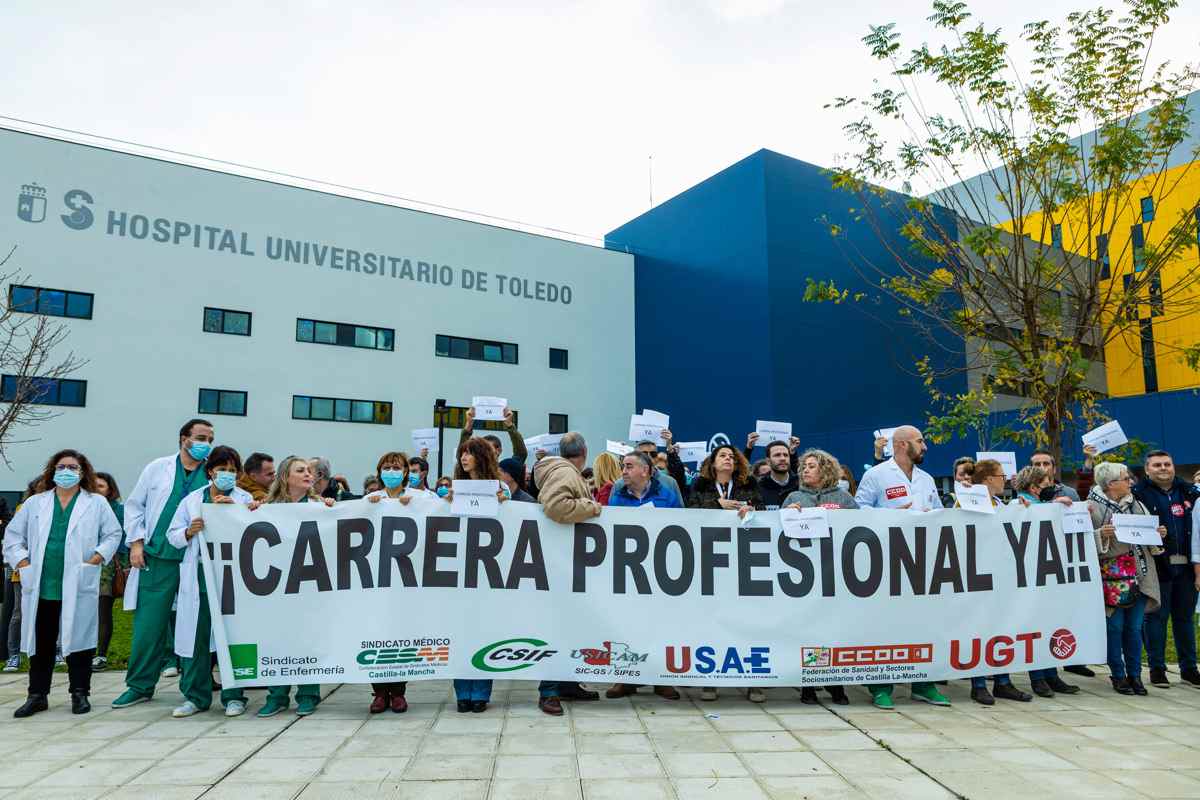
[746,688,766,703]
[111,689,151,709]
[224,700,246,717]
[993,683,1032,702]
[256,697,288,718]
[54,650,64,666]
[172,701,201,718]
[296,697,318,716]
[871,689,894,710]
[700,687,718,701]
[1149,668,1170,688]
[2,655,19,673]
[911,684,951,707]
[161,666,179,678]
[91,656,108,672]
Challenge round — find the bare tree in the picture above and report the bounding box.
[0,246,87,466]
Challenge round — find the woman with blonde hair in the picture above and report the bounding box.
[592,452,622,505]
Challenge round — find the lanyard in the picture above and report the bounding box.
[716,481,733,500]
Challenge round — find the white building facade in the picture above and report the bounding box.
[0,127,636,499]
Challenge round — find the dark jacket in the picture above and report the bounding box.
[609,474,683,508]
[781,485,858,509]
[757,472,799,509]
[1133,477,1199,568]
[510,488,536,503]
[686,476,764,510]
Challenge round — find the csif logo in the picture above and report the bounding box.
[15,183,94,229]
[471,638,557,672]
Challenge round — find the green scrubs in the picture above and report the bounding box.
[265,495,320,709]
[39,492,78,601]
[125,456,207,697]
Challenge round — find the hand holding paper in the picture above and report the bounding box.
[954,483,996,514]
[450,480,501,517]
[780,506,830,538]
[976,451,1018,477]
[412,428,439,452]
[1082,420,1127,454]
[472,396,507,422]
[1112,513,1162,545]
[755,420,792,444]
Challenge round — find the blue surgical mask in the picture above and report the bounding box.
[381,469,406,490]
[502,485,512,499]
[408,473,421,488]
[53,469,80,489]
[436,485,449,497]
[213,471,236,492]
[188,441,212,461]
[837,479,850,492]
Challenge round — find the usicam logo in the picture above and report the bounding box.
[571,641,648,667]
[802,644,934,668]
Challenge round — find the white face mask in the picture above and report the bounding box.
[836,479,850,492]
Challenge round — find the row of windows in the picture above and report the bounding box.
[436,334,518,364]
[9,285,93,319]
[296,318,394,351]
[0,375,87,407]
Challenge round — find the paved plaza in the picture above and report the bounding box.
[1,667,1198,799]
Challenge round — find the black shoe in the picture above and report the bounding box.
[800,687,818,704]
[1130,678,1148,696]
[471,700,487,713]
[1030,679,1055,698]
[1180,669,1200,687]
[993,683,1032,702]
[456,700,472,713]
[970,687,994,706]
[558,683,600,701]
[13,694,48,718]
[1111,677,1134,695]
[1064,665,1095,678]
[1046,676,1079,694]
[826,686,849,705]
[70,690,91,715]
[1149,668,1170,688]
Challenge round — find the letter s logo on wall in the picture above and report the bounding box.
[60,189,94,230]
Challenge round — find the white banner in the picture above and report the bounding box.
[199,498,1105,688]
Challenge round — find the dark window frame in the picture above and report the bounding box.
[435,405,518,432]
[1050,223,1063,250]
[1140,196,1155,223]
[548,413,568,434]
[0,375,87,407]
[295,317,394,352]
[203,306,253,336]
[1131,223,1147,272]
[198,387,248,417]
[8,284,94,320]
[292,393,393,425]
[1139,317,1158,393]
[1096,233,1111,280]
[549,348,569,370]
[435,334,518,365]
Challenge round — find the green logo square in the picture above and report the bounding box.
[229,643,258,680]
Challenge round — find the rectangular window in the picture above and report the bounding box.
[549,348,569,370]
[1148,274,1164,317]
[548,413,568,434]
[1122,274,1138,320]
[1139,318,1158,393]
[296,318,394,352]
[1096,234,1111,280]
[1131,223,1146,272]
[198,388,247,416]
[1051,223,1063,249]
[292,394,391,424]
[203,307,252,336]
[435,335,518,364]
[435,405,518,432]
[0,491,22,512]
[8,285,93,320]
[1140,196,1155,223]
[0,375,87,407]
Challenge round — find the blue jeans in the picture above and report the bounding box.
[971,674,1012,690]
[537,681,558,699]
[1106,595,1148,679]
[1143,566,1198,672]
[453,679,492,701]
[1030,668,1058,681]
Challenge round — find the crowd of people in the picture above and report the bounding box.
[2,410,1198,720]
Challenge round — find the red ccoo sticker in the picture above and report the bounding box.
[1049,629,1077,660]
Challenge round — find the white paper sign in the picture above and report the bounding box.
[677,442,708,464]
[873,427,898,458]
[755,420,792,445]
[1082,420,1128,454]
[536,434,564,457]
[780,506,831,538]
[1112,513,1160,545]
[472,396,507,421]
[606,440,633,457]
[450,480,500,517]
[954,483,996,514]
[411,428,439,452]
[641,409,670,427]
[976,451,1018,478]
[629,415,666,445]
[1063,502,1093,534]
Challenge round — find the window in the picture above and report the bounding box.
[549,348,569,370]
[435,334,518,364]
[1148,274,1164,317]
[0,491,21,512]
[1122,274,1138,320]
[1139,318,1158,393]
[1140,196,1155,223]
[1096,233,1111,280]
[434,405,518,432]
[198,388,247,416]
[1050,223,1063,250]
[548,413,568,434]
[203,307,252,336]
[9,285,93,320]
[1131,223,1146,272]
[292,394,391,424]
[296,318,394,351]
[0,375,87,407]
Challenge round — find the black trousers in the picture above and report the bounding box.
[97,595,115,657]
[29,599,93,696]
[0,575,15,660]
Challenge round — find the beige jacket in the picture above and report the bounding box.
[1088,497,1163,617]
[533,456,601,524]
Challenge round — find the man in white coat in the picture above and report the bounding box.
[854,425,951,711]
[113,418,215,708]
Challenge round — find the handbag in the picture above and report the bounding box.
[112,559,129,597]
[1101,552,1139,608]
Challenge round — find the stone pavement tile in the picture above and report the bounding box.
[674,777,770,798]
[793,731,878,751]
[490,779,583,800]
[1016,769,1139,799]
[8,789,109,800]
[1032,710,1111,727]
[755,775,868,800]
[105,736,193,759]
[571,716,645,733]
[404,754,494,780]
[903,748,994,773]
[1103,769,1200,797]
[102,788,208,800]
[209,718,295,737]
[11,720,77,738]
[916,725,1029,748]
[872,731,959,751]
[575,733,654,754]
[708,714,784,732]
[503,716,572,733]
[359,714,435,732]
[395,780,490,799]
[581,778,674,799]
[1151,726,1200,746]
[773,713,854,731]
[258,734,351,758]
[493,754,578,779]
[417,733,499,755]
[641,714,708,732]
[17,739,108,760]
[816,750,922,778]
[66,720,152,739]
[650,731,733,753]
[339,734,423,757]
[1088,709,1177,726]
[663,752,750,778]
[0,759,76,787]
[577,754,666,779]
[738,751,833,777]
[225,755,329,783]
[972,746,1080,770]
[202,785,306,800]
[848,774,956,800]
[1008,724,1094,747]
[1044,744,1159,770]
[128,758,240,785]
[280,719,365,738]
[724,732,807,752]
[499,732,577,755]
[1074,725,1167,743]
[631,697,700,715]
[926,770,1040,798]
[128,718,223,739]
[33,758,156,787]
[432,715,505,735]
[312,756,410,782]
[848,712,926,729]
[296,783,403,799]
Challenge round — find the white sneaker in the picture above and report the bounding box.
[2,655,19,673]
[700,687,718,701]
[161,666,179,678]
[172,700,200,718]
[91,656,108,672]
[54,652,65,666]
[224,700,246,717]
[747,688,766,703]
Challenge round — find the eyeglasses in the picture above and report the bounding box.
[54,464,81,472]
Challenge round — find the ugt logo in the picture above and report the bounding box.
[15,183,94,230]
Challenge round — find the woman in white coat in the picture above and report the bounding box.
[2,450,122,717]
[166,445,253,718]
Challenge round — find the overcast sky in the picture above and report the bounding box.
[3,0,1197,244]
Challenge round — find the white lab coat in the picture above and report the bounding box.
[854,457,944,511]
[122,453,191,611]
[1,489,122,656]
[166,484,252,658]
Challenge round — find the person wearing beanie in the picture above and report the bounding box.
[499,457,535,502]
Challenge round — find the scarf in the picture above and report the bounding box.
[1087,485,1151,579]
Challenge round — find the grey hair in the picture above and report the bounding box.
[308,456,332,480]
[623,450,654,471]
[1012,465,1049,494]
[559,431,587,460]
[1093,461,1130,490]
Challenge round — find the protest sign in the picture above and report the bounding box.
[1082,421,1128,454]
